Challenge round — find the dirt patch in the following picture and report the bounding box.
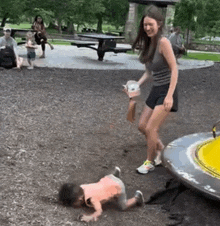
[1,63,220,226]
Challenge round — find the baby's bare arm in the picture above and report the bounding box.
[80,200,102,222]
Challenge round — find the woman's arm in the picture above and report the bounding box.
[32,22,38,32]
[137,68,152,86]
[160,37,178,111]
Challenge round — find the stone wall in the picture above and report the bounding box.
[188,43,220,52]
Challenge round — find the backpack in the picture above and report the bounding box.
[0,46,16,69]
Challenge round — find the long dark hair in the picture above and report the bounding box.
[132,5,165,64]
[34,15,44,26]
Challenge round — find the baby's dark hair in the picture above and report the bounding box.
[58,183,84,206]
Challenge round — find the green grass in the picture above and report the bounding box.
[193,39,220,45]
[183,52,220,62]
[50,40,72,45]
[127,51,220,62]
[127,50,136,55]
[15,37,72,45]
[6,22,122,34]
[6,23,32,29]
[127,50,220,62]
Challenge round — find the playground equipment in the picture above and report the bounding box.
[162,120,220,201]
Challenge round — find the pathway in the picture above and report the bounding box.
[18,44,214,70]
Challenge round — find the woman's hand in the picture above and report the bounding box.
[123,87,130,97]
[163,95,173,112]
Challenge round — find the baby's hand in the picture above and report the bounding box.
[79,214,97,222]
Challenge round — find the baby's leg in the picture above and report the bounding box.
[123,197,137,209]
[30,60,34,67]
[117,178,144,210]
[106,174,144,210]
[118,190,144,210]
[27,58,31,66]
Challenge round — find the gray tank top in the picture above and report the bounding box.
[146,39,171,86]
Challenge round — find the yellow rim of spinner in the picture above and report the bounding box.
[194,121,220,179]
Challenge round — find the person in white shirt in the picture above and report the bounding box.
[0,27,23,69]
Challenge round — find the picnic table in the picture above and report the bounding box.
[72,33,132,61]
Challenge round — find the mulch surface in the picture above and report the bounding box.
[1,63,220,226]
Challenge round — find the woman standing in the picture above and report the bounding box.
[132,6,178,174]
[32,15,54,58]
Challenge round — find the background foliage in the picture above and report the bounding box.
[1,0,220,39]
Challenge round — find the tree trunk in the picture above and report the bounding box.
[67,21,74,34]
[48,22,58,30]
[57,19,62,34]
[96,13,103,33]
[186,27,190,45]
[1,13,9,27]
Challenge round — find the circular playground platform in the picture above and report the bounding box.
[162,121,220,201]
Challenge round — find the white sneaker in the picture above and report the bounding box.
[27,66,34,70]
[136,160,155,174]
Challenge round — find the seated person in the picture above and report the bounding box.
[169,26,186,61]
[0,27,23,69]
[32,15,54,58]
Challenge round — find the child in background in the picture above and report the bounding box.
[58,167,144,222]
[25,31,37,69]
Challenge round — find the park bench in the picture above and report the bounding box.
[71,40,97,48]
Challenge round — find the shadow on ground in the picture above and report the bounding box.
[0,63,220,226]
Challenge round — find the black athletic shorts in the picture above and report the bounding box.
[146,84,178,112]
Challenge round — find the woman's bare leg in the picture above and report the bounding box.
[47,41,54,50]
[138,105,165,152]
[138,105,153,134]
[157,139,165,151]
[145,105,170,162]
[154,139,165,165]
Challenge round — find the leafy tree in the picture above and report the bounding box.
[211,20,220,37]
[42,0,77,33]
[75,0,105,32]
[0,0,130,35]
[202,0,220,36]
[173,0,197,44]
[175,0,220,39]
[103,0,129,30]
[0,0,27,27]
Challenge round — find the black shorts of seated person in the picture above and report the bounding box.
[0,47,17,69]
[146,84,178,112]
[35,33,47,45]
